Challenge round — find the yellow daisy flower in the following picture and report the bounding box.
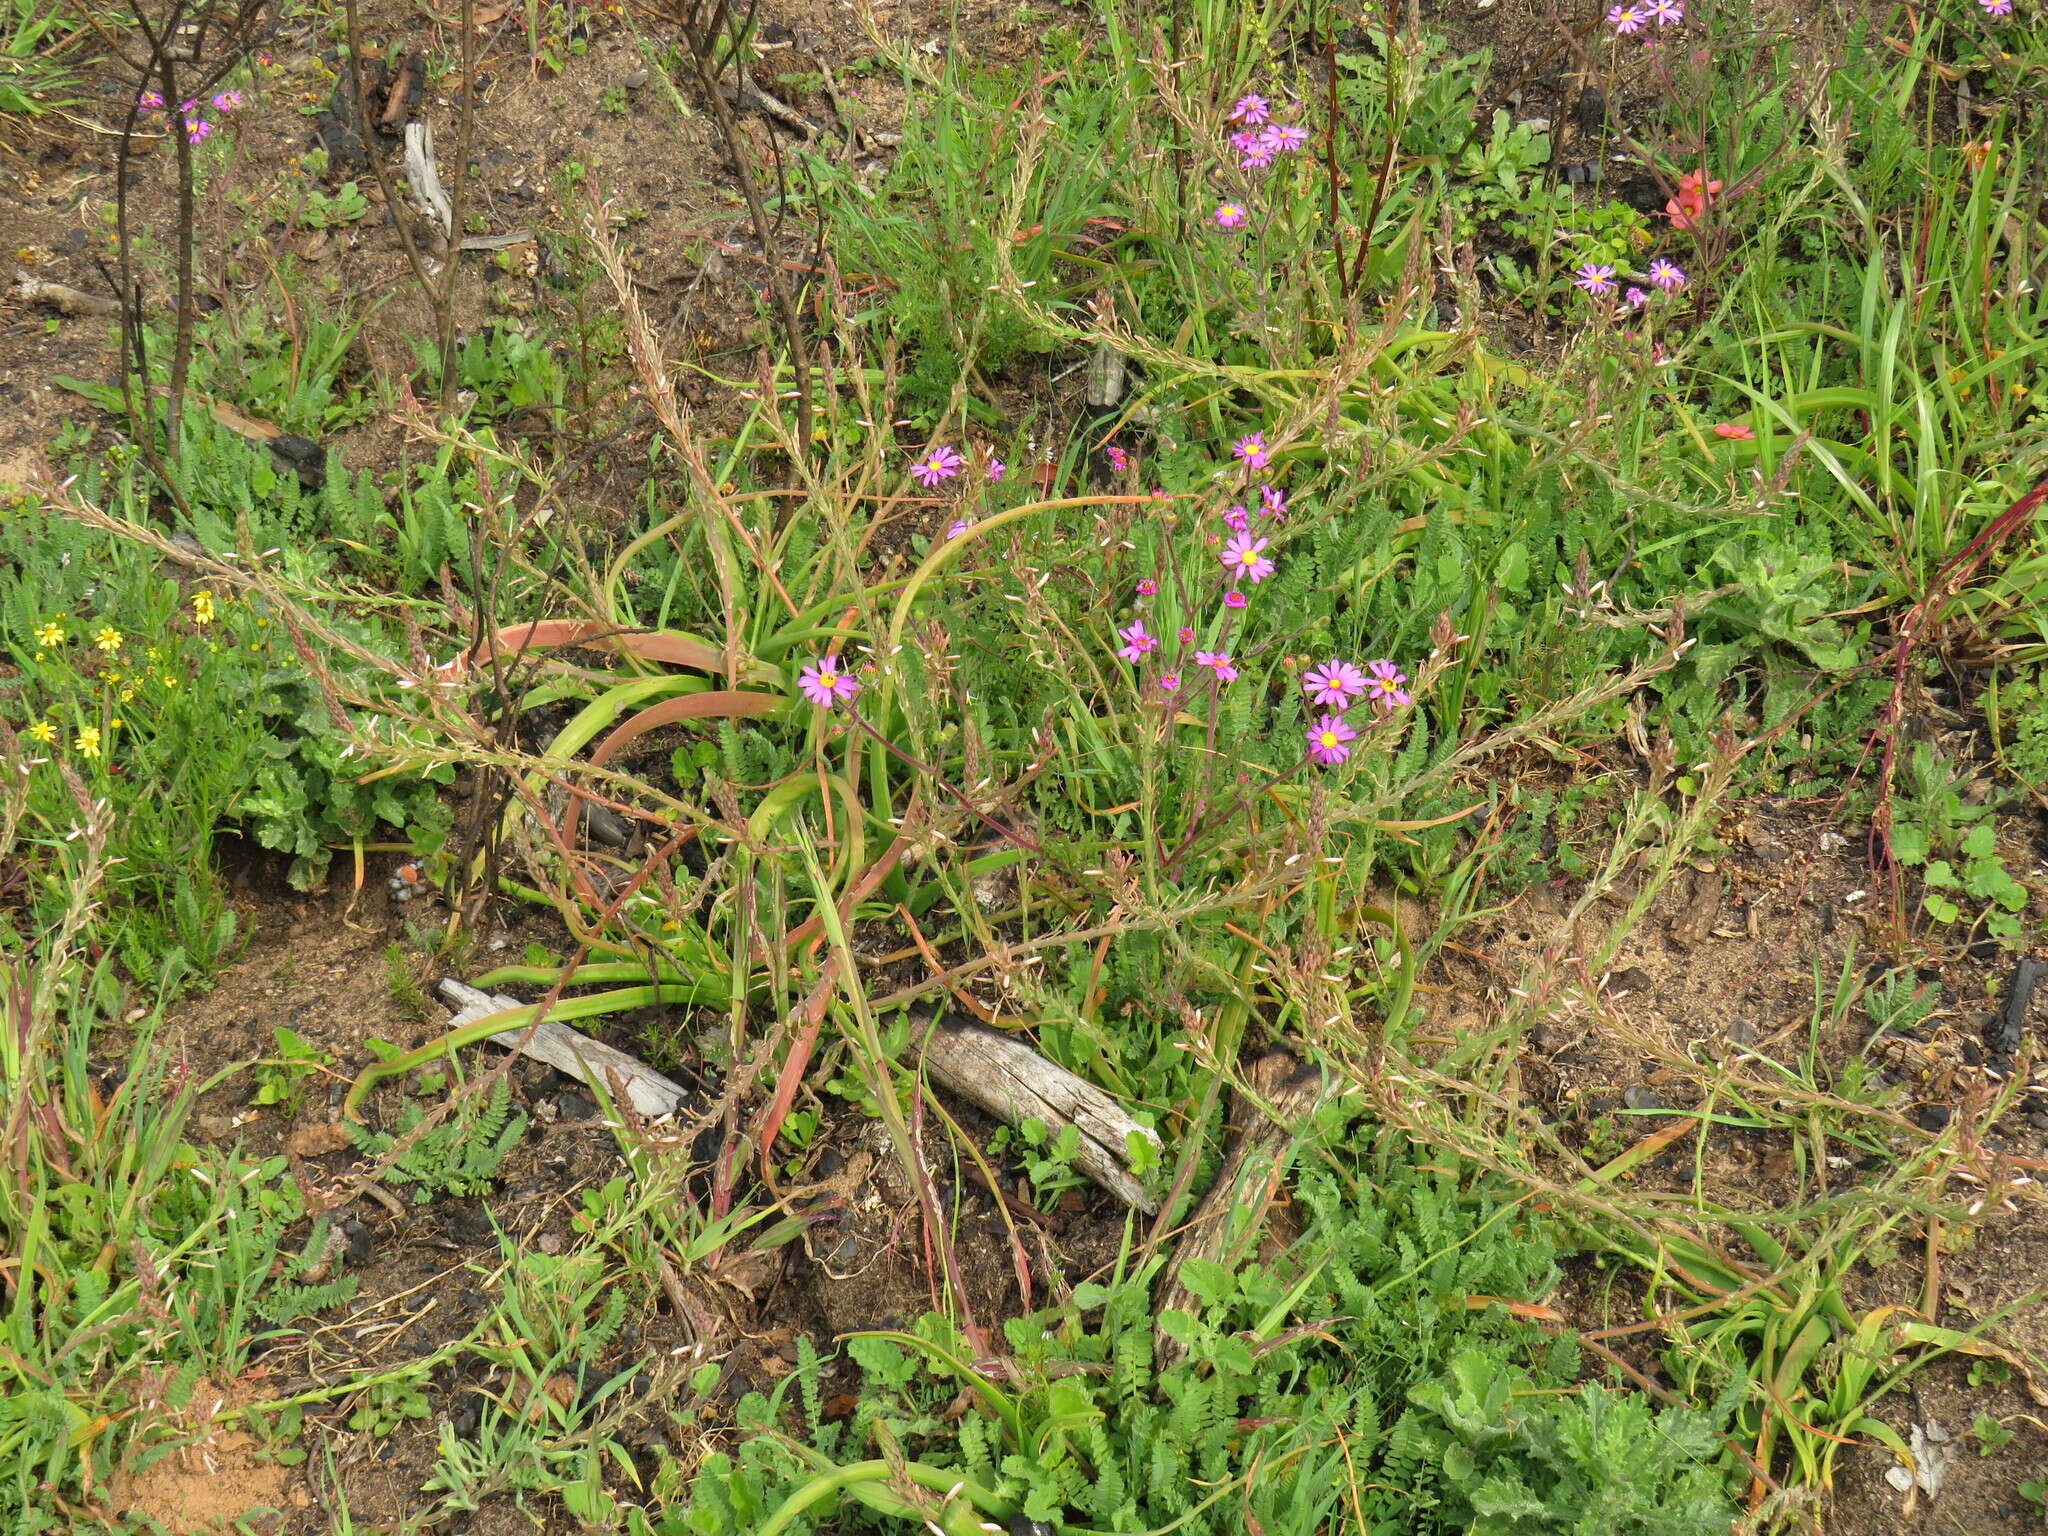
[75,726,102,758]
[34,622,64,648]
[26,720,57,744]
[192,591,217,625]
[93,627,122,654]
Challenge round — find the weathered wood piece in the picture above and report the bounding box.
[912,1011,1162,1212]
[438,978,691,1120]
[14,273,120,318]
[402,121,453,242]
[1154,1050,1330,1367]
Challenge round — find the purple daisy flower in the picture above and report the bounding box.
[985,457,1006,482]
[1115,621,1159,662]
[1135,578,1157,596]
[1222,504,1250,533]
[137,90,164,110]
[1258,484,1287,518]
[1365,659,1410,711]
[212,90,242,112]
[185,118,212,145]
[909,445,963,487]
[1301,660,1368,709]
[1159,672,1181,693]
[1177,625,1195,644]
[1221,530,1276,584]
[1105,444,1129,471]
[1574,263,1617,295]
[1646,258,1687,291]
[1224,590,1248,609]
[1305,713,1358,766]
[1228,92,1271,126]
[1195,650,1238,683]
[1232,432,1270,470]
[1263,123,1310,154]
[946,518,974,539]
[1648,0,1684,22]
[798,657,859,708]
[1607,3,1646,33]
[1213,201,1249,230]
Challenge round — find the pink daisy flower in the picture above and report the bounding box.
[1232,133,1277,171]
[1302,660,1367,709]
[137,90,164,109]
[1213,202,1248,230]
[1224,590,1248,609]
[1624,287,1648,310]
[946,518,974,539]
[797,657,859,708]
[1135,578,1157,596]
[1648,0,1684,22]
[1115,621,1158,662]
[985,457,1006,482]
[212,90,242,112]
[1105,444,1129,471]
[1221,531,1276,584]
[909,445,963,487]
[1646,258,1687,290]
[185,118,212,145]
[1574,263,1617,295]
[1232,432,1270,470]
[1159,672,1181,693]
[1263,123,1309,154]
[1258,484,1286,518]
[1979,0,2013,13]
[1177,626,1196,644]
[1305,713,1358,766]
[1365,660,1410,711]
[1607,3,1646,33]
[1195,650,1238,683]
[1222,504,1250,532]
[1228,93,1271,125]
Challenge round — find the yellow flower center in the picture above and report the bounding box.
[1318,732,1338,748]
[818,670,838,687]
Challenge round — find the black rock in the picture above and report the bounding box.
[1574,86,1608,136]
[268,432,327,490]
[1986,958,2043,1061]
[1614,173,1667,216]
[342,1219,375,1266]
[1916,1104,1953,1132]
[311,62,380,172]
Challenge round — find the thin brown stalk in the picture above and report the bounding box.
[436,0,479,413]
[679,4,814,452]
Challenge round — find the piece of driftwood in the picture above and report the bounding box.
[14,272,120,318]
[1154,1050,1330,1367]
[911,1011,1162,1212]
[402,121,454,241]
[438,978,691,1119]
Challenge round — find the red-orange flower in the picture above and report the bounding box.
[1665,171,1724,231]
[1712,421,1755,440]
